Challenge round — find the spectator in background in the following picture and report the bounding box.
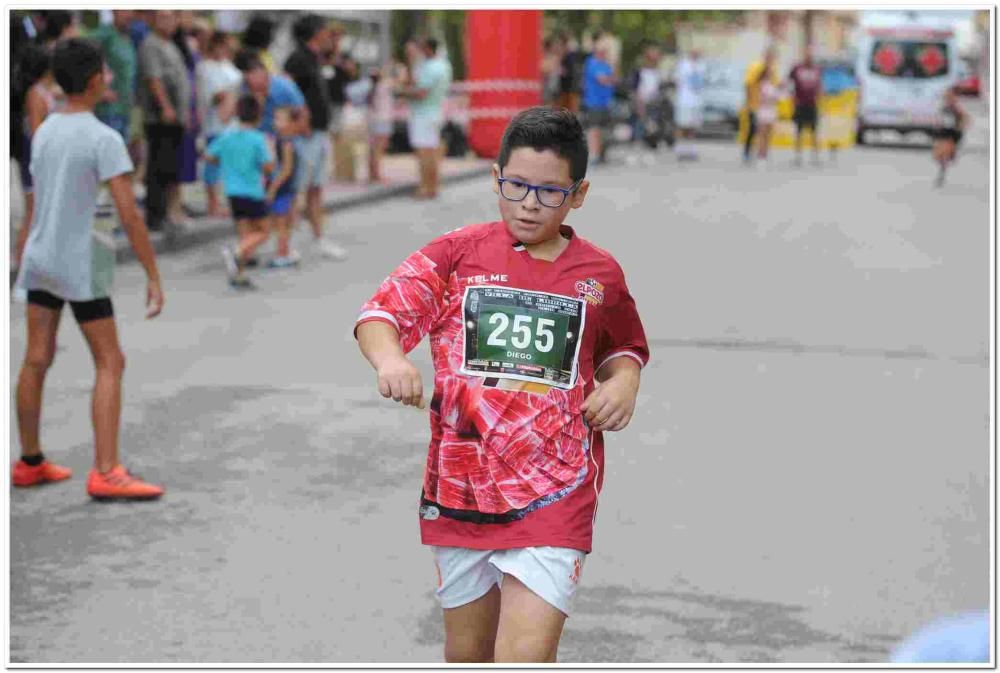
[173,10,202,224]
[90,10,137,144]
[284,13,348,261]
[12,44,57,270]
[128,11,152,52]
[205,95,274,289]
[398,37,452,200]
[541,36,564,105]
[242,16,276,73]
[556,33,584,112]
[196,31,242,217]
[629,40,665,161]
[322,24,351,180]
[742,46,779,164]
[787,44,823,166]
[673,47,706,161]
[138,10,191,232]
[235,49,304,137]
[40,10,77,48]
[752,60,781,162]
[367,64,394,183]
[581,40,616,164]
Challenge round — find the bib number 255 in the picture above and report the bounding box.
[486,313,556,353]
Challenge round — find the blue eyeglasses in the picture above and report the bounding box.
[497,174,582,208]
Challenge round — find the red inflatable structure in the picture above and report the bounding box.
[464,10,543,159]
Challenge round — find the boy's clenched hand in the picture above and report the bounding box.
[580,360,641,432]
[377,354,426,409]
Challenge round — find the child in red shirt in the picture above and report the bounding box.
[355,107,649,662]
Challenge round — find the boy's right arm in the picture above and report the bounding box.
[107,174,164,318]
[356,321,425,408]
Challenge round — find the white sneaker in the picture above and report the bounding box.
[221,246,238,279]
[318,240,348,261]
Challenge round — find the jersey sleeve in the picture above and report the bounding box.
[355,234,456,353]
[594,269,649,375]
[96,130,135,182]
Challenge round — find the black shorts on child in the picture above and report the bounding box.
[229,196,269,220]
[27,289,114,324]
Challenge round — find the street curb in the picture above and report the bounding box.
[114,164,493,264]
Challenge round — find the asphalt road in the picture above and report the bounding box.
[8,104,990,663]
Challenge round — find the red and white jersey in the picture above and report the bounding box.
[356,221,649,552]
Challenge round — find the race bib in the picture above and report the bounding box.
[460,286,586,389]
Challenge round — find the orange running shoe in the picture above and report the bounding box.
[12,460,73,487]
[86,465,164,501]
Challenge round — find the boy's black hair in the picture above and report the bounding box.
[236,94,261,124]
[424,37,439,54]
[233,47,264,73]
[51,38,104,95]
[242,16,275,50]
[497,107,588,183]
[292,13,325,44]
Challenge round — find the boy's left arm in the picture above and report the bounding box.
[580,273,649,433]
[581,357,641,433]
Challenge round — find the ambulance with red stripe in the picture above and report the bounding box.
[855,11,959,144]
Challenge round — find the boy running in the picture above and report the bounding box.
[13,38,165,500]
[355,107,648,663]
[205,94,275,289]
[933,87,969,188]
[266,106,301,268]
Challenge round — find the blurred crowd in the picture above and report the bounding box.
[540,29,833,165]
[11,9,454,262]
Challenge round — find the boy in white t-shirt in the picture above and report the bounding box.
[13,38,165,501]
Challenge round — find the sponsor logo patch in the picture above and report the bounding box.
[575,278,605,306]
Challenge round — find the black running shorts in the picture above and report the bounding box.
[27,290,114,324]
[793,104,818,130]
[229,196,269,221]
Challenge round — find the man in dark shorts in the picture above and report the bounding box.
[788,45,823,166]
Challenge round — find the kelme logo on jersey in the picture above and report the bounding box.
[575,279,605,306]
[419,504,440,521]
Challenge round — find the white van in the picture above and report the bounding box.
[855,12,959,144]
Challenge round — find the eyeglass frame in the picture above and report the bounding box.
[496,172,584,208]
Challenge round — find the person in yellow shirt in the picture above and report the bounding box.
[743,46,779,163]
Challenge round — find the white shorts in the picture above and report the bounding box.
[432,546,586,617]
[674,102,703,129]
[297,131,329,190]
[408,115,443,149]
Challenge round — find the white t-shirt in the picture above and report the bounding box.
[17,112,133,301]
[674,58,706,108]
[196,58,243,138]
[636,67,661,104]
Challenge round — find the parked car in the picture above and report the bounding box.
[955,58,981,97]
